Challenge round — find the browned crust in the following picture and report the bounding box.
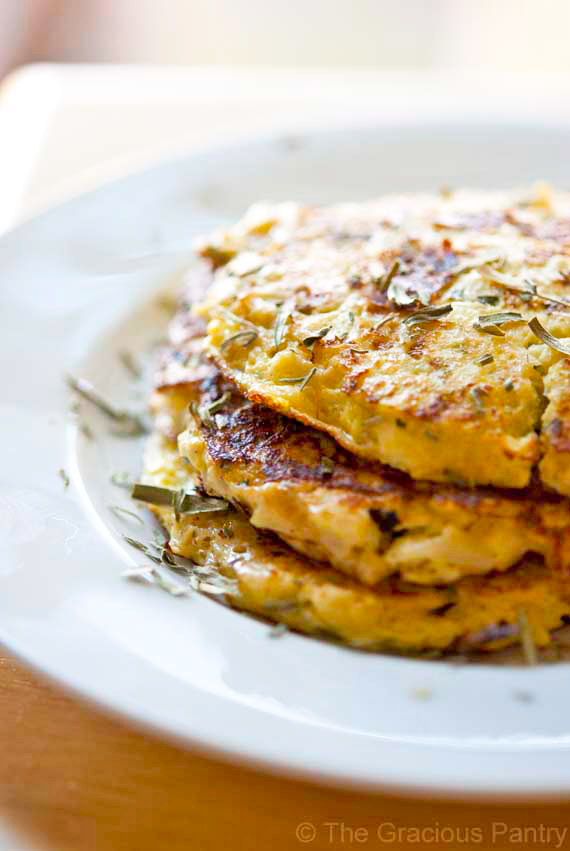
[165,348,564,514]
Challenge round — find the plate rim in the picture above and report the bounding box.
[3,118,570,799]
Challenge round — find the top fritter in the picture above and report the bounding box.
[193,185,570,492]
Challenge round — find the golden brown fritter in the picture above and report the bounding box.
[150,315,570,588]
[176,368,570,587]
[141,433,570,654]
[192,187,570,492]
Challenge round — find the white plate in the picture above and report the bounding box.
[3,120,570,799]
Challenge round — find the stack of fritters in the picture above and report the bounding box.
[142,185,570,655]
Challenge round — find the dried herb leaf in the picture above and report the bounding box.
[517,608,538,666]
[131,483,230,515]
[474,311,523,337]
[218,307,258,332]
[66,375,148,436]
[220,330,258,351]
[277,366,317,391]
[377,259,400,292]
[303,327,331,348]
[111,471,135,489]
[206,392,231,416]
[403,304,453,327]
[274,298,295,349]
[269,622,289,638]
[376,313,396,330]
[483,270,534,296]
[122,534,239,598]
[477,295,500,306]
[476,311,523,327]
[485,271,570,311]
[59,468,69,488]
[108,505,144,524]
[528,317,570,356]
[475,353,494,366]
[470,385,487,414]
[411,687,433,701]
[79,422,95,440]
[475,323,505,337]
[453,253,503,277]
[118,350,142,378]
[123,565,190,597]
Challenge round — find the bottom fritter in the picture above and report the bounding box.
[141,433,570,655]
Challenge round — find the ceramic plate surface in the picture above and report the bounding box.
[3,120,570,798]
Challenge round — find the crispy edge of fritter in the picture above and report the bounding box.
[151,346,570,586]
[193,191,570,491]
[141,432,570,654]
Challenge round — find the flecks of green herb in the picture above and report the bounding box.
[411,687,433,701]
[123,565,190,597]
[320,456,335,475]
[108,505,144,525]
[79,422,94,440]
[477,295,500,306]
[220,330,258,352]
[475,353,494,366]
[476,324,504,337]
[123,534,159,559]
[377,259,400,292]
[483,271,535,297]
[452,255,502,277]
[171,488,185,522]
[69,399,94,440]
[274,298,295,349]
[376,313,395,331]
[123,534,238,596]
[66,375,148,436]
[268,622,289,638]
[403,304,453,327]
[218,307,258,332]
[303,327,331,348]
[523,278,570,310]
[473,311,523,337]
[206,392,230,416]
[528,317,570,356]
[118,349,142,378]
[59,468,69,488]
[277,366,317,391]
[111,471,135,489]
[131,482,230,515]
[476,311,523,327]
[485,272,570,311]
[190,400,206,427]
[517,608,538,666]
[470,386,487,414]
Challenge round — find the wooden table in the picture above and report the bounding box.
[2,64,570,851]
